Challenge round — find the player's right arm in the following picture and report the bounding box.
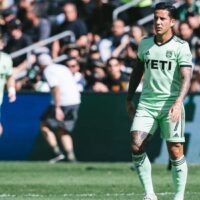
[5,53,16,103]
[7,75,16,103]
[126,59,144,119]
[44,68,64,121]
[51,86,64,121]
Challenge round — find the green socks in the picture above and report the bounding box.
[132,153,155,195]
[171,156,188,200]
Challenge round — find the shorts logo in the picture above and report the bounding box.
[174,121,179,131]
[166,50,173,58]
[173,133,179,137]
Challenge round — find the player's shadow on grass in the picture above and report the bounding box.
[28,132,55,161]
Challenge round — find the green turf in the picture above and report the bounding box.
[0,162,199,199]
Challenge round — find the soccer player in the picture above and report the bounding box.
[126,2,192,200]
[0,48,16,135]
[38,54,81,163]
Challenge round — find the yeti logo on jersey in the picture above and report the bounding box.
[144,59,172,70]
[166,50,173,58]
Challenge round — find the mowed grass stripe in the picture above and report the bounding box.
[0,162,199,200]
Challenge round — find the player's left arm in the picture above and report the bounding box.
[6,55,16,103]
[177,67,192,103]
[169,67,192,122]
[6,75,16,103]
[169,41,193,122]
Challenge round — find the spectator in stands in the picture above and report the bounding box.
[98,19,128,62]
[190,43,200,93]
[61,43,87,70]
[24,5,51,42]
[17,0,35,32]
[194,41,200,67]
[86,44,102,70]
[4,19,32,87]
[0,6,17,41]
[20,46,51,92]
[177,0,200,21]
[86,59,107,92]
[190,69,200,92]
[129,25,146,47]
[92,57,129,92]
[104,57,129,92]
[0,6,16,24]
[61,43,80,59]
[65,57,86,92]
[178,21,199,56]
[52,2,88,58]
[186,12,200,37]
[38,54,81,163]
[122,25,147,71]
[190,41,200,94]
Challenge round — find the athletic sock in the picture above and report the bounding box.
[52,145,62,156]
[132,153,155,195]
[67,150,76,161]
[171,156,188,200]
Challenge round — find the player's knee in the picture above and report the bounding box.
[131,131,146,154]
[131,142,142,154]
[168,143,183,160]
[40,124,49,135]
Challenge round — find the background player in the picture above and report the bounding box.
[0,36,16,135]
[126,2,192,200]
[38,54,81,163]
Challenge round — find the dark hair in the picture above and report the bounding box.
[106,57,120,66]
[8,19,22,30]
[154,2,177,19]
[65,57,78,63]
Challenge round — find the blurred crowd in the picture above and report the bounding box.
[0,0,199,93]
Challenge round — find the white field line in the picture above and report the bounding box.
[0,192,199,198]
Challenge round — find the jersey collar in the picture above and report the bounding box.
[154,35,174,46]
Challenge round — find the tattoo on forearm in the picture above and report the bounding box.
[178,69,192,101]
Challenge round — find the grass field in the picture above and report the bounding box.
[0,162,199,200]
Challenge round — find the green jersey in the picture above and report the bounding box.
[137,35,192,110]
[0,52,13,105]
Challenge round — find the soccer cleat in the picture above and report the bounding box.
[143,193,158,200]
[67,151,77,163]
[173,197,183,200]
[49,154,65,164]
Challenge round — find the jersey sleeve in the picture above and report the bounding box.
[177,42,192,67]
[137,39,145,62]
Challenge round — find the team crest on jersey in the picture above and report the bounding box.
[166,50,173,58]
